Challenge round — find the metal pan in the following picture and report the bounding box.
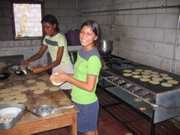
[0,103,25,130]
[14,70,25,76]
[0,73,10,80]
[30,104,74,117]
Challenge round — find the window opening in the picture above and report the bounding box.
[11,0,44,40]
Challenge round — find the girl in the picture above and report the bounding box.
[22,14,73,90]
[50,20,101,135]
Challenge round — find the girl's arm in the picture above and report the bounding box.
[22,45,47,67]
[51,73,96,92]
[31,46,64,73]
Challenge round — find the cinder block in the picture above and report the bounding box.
[160,58,173,72]
[164,29,176,44]
[139,15,155,27]
[115,15,125,25]
[146,28,164,42]
[124,15,138,26]
[129,27,146,39]
[156,14,177,28]
[154,42,174,59]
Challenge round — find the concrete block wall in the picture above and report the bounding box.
[45,0,79,34]
[0,0,79,41]
[79,0,180,75]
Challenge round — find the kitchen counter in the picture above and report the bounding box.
[0,71,78,135]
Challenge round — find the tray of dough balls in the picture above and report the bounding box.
[0,103,25,130]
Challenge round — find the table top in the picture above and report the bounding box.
[0,71,78,125]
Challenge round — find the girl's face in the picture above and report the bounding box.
[79,26,97,48]
[42,22,57,37]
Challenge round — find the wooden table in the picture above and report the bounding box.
[0,71,78,135]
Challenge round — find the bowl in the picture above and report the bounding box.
[97,40,113,56]
[0,103,25,130]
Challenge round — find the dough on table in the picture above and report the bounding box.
[132,72,140,75]
[151,71,159,75]
[3,95,16,101]
[27,79,36,83]
[151,77,163,81]
[123,69,132,72]
[34,90,44,94]
[36,84,46,88]
[123,73,132,77]
[149,80,160,85]
[132,75,141,78]
[39,86,49,90]
[144,70,152,73]
[12,85,24,90]
[16,94,27,98]
[36,81,46,85]
[39,76,48,80]
[167,80,178,84]
[10,91,21,95]
[140,78,150,82]
[0,88,11,93]
[160,73,169,77]
[49,87,59,91]
[161,82,173,87]
[162,76,173,80]
[141,75,151,78]
[135,69,143,72]
[18,87,29,92]
[16,97,27,103]
[29,86,38,90]
[141,72,150,75]
[151,74,160,78]
[0,93,9,98]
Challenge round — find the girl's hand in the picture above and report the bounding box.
[50,72,68,83]
[21,60,29,67]
[31,67,44,74]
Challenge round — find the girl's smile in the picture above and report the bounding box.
[80,26,97,50]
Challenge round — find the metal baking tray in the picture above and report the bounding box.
[0,103,25,130]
